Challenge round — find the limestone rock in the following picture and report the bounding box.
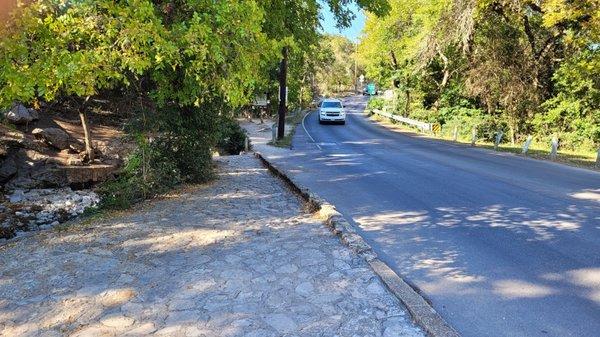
[0,220,16,239]
[0,156,17,182]
[27,108,39,120]
[4,104,38,124]
[264,313,297,333]
[67,156,84,166]
[31,127,71,150]
[29,165,68,188]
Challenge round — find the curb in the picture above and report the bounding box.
[255,151,460,337]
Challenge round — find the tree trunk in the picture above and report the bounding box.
[79,97,94,162]
[390,51,399,70]
[277,47,288,140]
[432,51,450,111]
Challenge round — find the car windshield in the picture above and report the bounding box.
[322,101,342,108]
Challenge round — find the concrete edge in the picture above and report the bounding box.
[254,151,460,337]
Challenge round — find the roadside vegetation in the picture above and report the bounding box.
[268,109,308,149]
[358,0,599,156]
[0,0,389,209]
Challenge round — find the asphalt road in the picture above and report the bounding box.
[268,95,600,337]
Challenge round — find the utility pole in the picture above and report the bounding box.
[277,47,288,140]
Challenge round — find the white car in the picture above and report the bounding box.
[318,98,346,125]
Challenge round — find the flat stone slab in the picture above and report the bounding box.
[0,155,424,337]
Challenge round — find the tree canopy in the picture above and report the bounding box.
[358,0,599,149]
[0,0,391,203]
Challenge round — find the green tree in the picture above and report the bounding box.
[0,0,172,160]
[315,35,357,95]
[358,0,599,150]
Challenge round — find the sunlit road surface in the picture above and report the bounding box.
[266,95,600,337]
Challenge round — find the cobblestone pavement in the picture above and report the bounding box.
[0,155,424,337]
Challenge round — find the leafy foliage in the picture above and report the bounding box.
[1,0,391,208]
[358,0,599,150]
[315,35,358,95]
[216,118,250,155]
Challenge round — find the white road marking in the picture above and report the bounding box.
[302,110,322,150]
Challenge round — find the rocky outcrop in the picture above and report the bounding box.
[4,104,39,124]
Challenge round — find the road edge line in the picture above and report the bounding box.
[302,110,322,150]
[254,151,460,337]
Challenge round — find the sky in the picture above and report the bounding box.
[320,3,365,42]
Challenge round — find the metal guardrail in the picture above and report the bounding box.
[372,109,432,133]
[372,109,600,165]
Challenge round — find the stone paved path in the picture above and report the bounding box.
[0,155,424,337]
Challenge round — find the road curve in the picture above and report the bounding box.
[274,95,600,337]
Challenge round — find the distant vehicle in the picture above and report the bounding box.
[363,83,377,96]
[318,98,346,125]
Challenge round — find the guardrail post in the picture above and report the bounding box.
[471,128,477,146]
[596,149,600,168]
[550,136,559,161]
[452,126,458,142]
[522,135,533,155]
[494,131,503,150]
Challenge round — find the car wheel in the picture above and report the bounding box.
[340,120,346,125]
[318,118,323,124]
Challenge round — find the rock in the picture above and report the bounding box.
[3,188,99,236]
[0,142,7,157]
[28,165,68,188]
[67,156,84,166]
[0,156,17,183]
[295,281,314,296]
[25,150,49,162]
[69,141,85,152]
[264,313,298,333]
[27,108,39,120]
[4,104,38,124]
[366,280,386,295]
[16,136,46,152]
[31,128,71,150]
[8,190,24,203]
[100,314,135,328]
[0,221,16,239]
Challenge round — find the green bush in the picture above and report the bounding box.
[98,135,182,210]
[99,103,221,209]
[217,118,249,155]
[98,100,258,210]
[367,97,385,111]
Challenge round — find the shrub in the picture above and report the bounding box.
[367,97,385,111]
[216,118,249,155]
[98,135,182,210]
[99,103,220,209]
